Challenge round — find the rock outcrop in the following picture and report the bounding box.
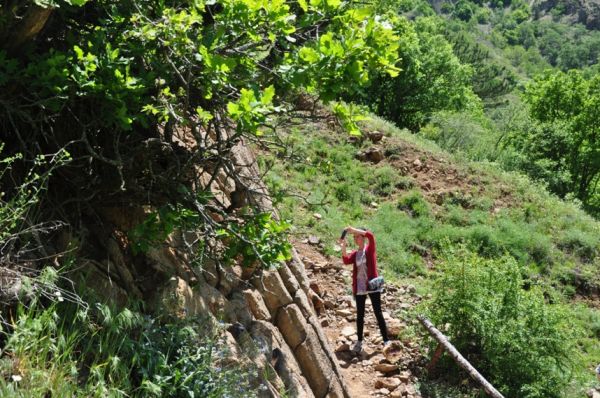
[70,137,350,398]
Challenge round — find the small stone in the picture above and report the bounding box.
[399,371,411,383]
[377,388,390,396]
[375,377,401,391]
[370,202,379,208]
[374,363,398,373]
[321,318,330,327]
[341,326,355,337]
[336,309,353,317]
[406,284,416,293]
[412,159,422,168]
[588,389,600,398]
[389,390,402,398]
[383,341,403,363]
[324,299,336,309]
[336,343,350,352]
[313,212,322,220]
[308,235,321,245]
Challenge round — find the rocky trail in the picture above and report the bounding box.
[294,240,428,398]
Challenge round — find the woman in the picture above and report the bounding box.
[339,226,389,352]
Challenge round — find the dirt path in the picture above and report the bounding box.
[294,240,426,398]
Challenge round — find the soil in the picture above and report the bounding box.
[294,240,427,398]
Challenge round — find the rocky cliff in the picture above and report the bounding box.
[65,137,350,398]
[533,0,600,29]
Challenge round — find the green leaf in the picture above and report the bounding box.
[298,47,319,63]
[261,85,275,105]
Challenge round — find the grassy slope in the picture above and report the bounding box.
[260,113,600,396]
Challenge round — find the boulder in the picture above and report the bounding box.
[387,319,404,338]
[390,391,402,398]
[588,389,600,398]
[153,276,224,320]
[278,264,300,296]
[398,371,411,383]
[223,291,253,328]
[277,304,309,349]
[308,235,321,245]
[356,147,385,163]
[250,320,315,398]
[367,130,384,143]
[336,309,353,317]
[201,258,219,287]
[243,288,271,321]
[251,270,293,314]
[290,289,314,321]
[294,328,336,398]
[219,264,243,296]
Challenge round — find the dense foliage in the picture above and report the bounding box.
[354,14,479,130]
[0,299,251,397]
[0,0,399,253]
[428,248,577,398]
[516,70,600,207]
[0,0,400,395]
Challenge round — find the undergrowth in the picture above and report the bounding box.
[0,297,256,397]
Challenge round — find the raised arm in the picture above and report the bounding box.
[364,230,376,254]
[345,226,375,253]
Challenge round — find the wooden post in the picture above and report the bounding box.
[417,315,505,398]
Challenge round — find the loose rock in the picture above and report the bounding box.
[341,326,355,337]
[375,377,401,391]
[308,235,321,245]
[374,363,399,373]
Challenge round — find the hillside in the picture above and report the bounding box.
[261,109,600,397]
[1,0,599,397]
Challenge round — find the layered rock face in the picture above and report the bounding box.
[75,138,350,398]
[533,0,600,29]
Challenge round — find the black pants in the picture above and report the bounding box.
[355,292,388,342]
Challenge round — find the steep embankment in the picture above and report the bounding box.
[261,111,600,397]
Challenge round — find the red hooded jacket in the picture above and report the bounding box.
[341,231,378,295]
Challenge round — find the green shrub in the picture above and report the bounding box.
[0,301,256,397]
[395,176,416,190]
[557,229,599,262]
[427,248,577,398]
[397,190,430,218]
[368,166,399,197]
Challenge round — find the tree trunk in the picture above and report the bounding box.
[418,315,505,398]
